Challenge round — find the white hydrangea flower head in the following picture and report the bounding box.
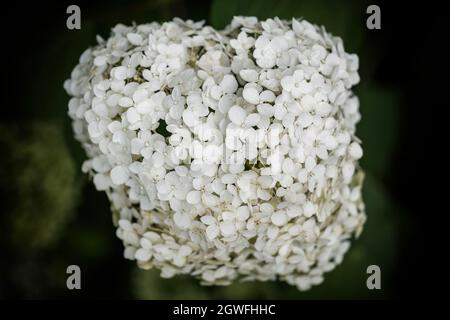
[65,16,365,291]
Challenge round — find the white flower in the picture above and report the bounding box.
[348,142,363,159]
[173,211,191,229]
[242,85,260,105]
[239,69,259,83]
[271,210,288,226]
[156,171,190,201]
[220,221,237,237]
[253,35,289,69]
[228,105,247,125]
[230,31,255,56]
[66,17,365,292]
[111,165,129,185]
[281,70,313,98]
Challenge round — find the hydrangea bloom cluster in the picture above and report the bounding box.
[65,17,365,291]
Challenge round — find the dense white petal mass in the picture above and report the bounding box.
[65,17,365,291]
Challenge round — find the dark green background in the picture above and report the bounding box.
[0,0,431,299]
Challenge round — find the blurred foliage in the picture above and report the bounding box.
[0,0,408,299]
[0,122,82,298]
[356,85,401,178]
[0,122,80,251]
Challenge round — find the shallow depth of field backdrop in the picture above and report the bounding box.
[0,0,429,299]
